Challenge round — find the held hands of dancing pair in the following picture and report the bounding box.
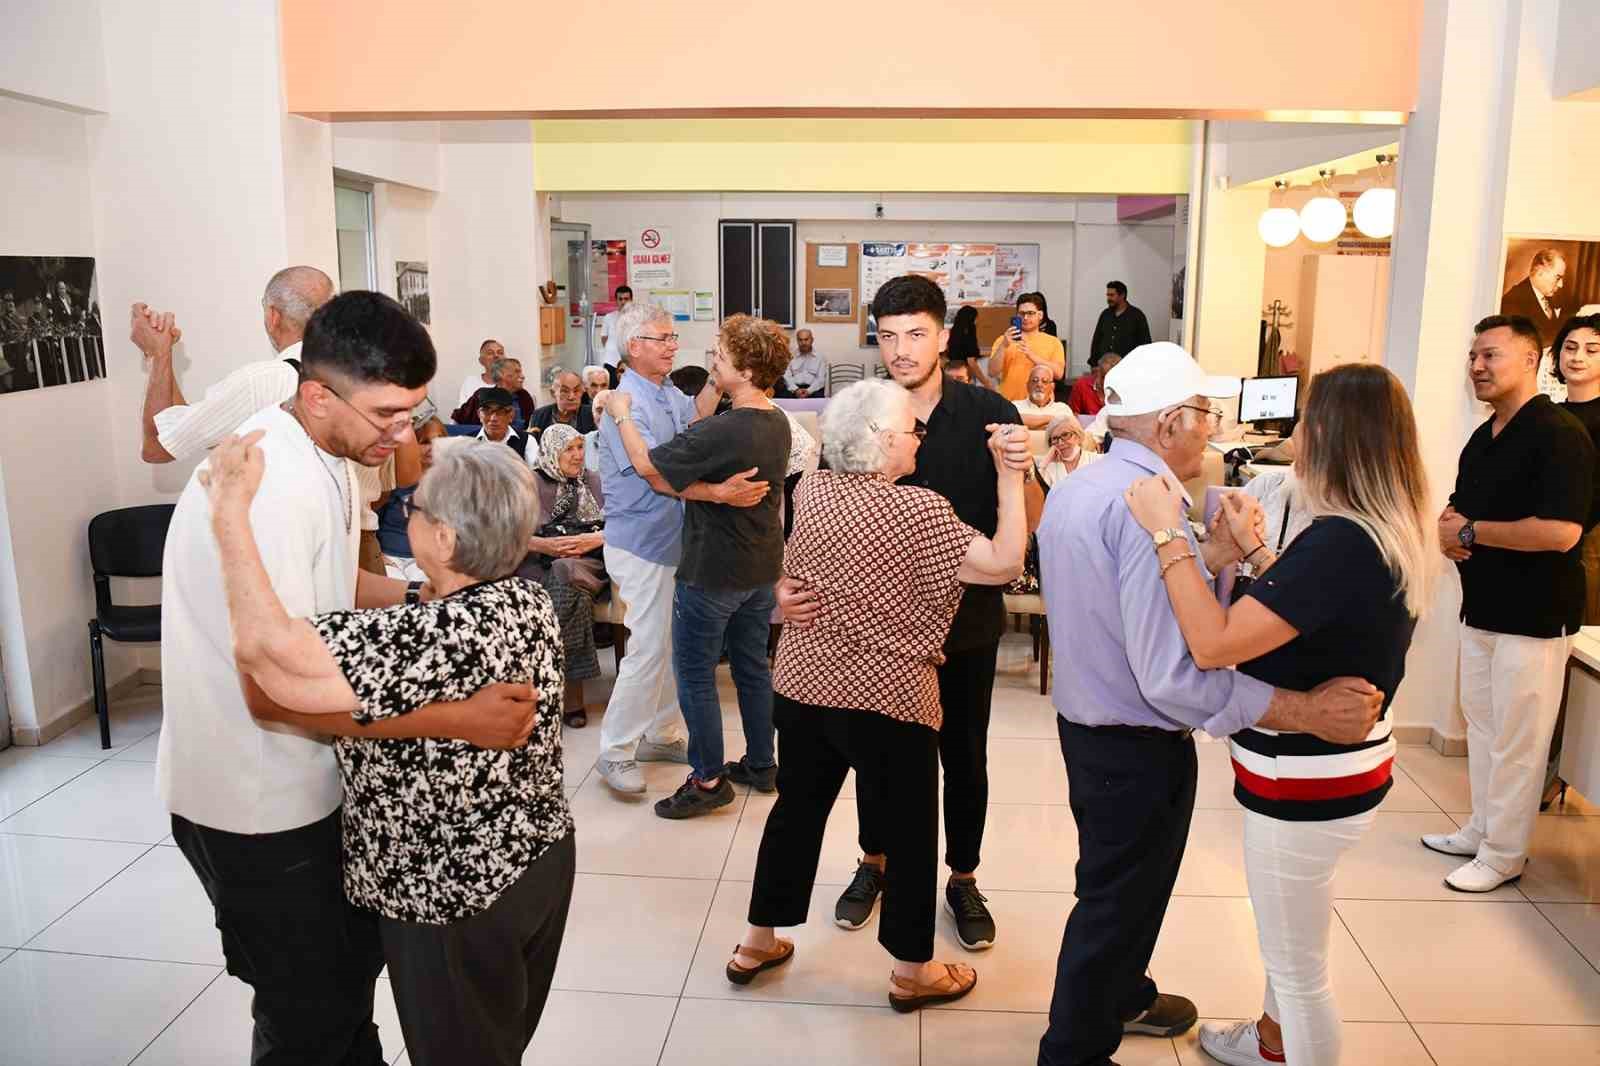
[1124,476,1269,574]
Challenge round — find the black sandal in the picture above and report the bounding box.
[563,708,588,728]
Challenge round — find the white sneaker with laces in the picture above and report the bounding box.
[1445,857,1520,893]
[597,758,646,794]
[1420,830,1478,857]
[635,738,689,764]
[1197,1020,1284,1065]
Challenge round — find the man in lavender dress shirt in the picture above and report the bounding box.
[1034,343,1384,1066]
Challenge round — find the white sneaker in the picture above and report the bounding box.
[1420,830,1478,857]
[636,738,689,764]
[597,758,646,794]
[1445,857,1520,893]
[1197,1020,1284,1065]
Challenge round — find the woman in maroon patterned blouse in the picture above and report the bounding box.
[725,378,1027,1011]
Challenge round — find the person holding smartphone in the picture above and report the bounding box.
[988,292,1065,402]
[1124,363,1433,1066]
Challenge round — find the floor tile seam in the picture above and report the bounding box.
[125,966,227,1066]
[1528,900,1600,978]
[1328,902,1408,1025]
[17,841,163,950]
[0,758,109,823]
[0,829,167,846]
[7,944,220,969]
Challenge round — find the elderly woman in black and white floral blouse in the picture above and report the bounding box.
[203,431,574,1066]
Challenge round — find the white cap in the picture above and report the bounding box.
[1101,341,1241,417]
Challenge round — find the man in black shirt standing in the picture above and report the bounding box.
[1089,280,1152,361]
[1428,314,1597,893]
[780,275,1032,950]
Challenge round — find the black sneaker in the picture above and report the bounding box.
[653,776,735,820]
[944,879,996,951]
[1122,993,1198,1037]
[723,755,778,793]
[834,861,886,930]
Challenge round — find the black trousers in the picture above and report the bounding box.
[1038,720,1198,1066]
[171,810,386,1066]
[381,833,576,1066]
[857,640,998,873]
[751,695,940,962]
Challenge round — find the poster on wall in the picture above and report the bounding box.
[693,290,716,321]
[1501,236,1600,401]
[811,288,852,318]
[859,241,1040,347]
[629,227,675,289]
[395,261,430,324]
[0,256,104,395]
[587,240,629,318]
[649,289,693,322]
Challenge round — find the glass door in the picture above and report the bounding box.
[549,222,592,377]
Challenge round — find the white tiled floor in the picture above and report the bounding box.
[2,643,1598,1065]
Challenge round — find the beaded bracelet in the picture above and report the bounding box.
[1159,550,1198,579]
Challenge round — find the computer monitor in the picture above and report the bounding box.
[1239,375,1299,429]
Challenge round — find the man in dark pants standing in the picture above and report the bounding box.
[157,292,539,1065]
[779,275,1032,951]
[1034,342,1384,1065]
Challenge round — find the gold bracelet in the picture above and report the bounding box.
[1159,550,1197,579]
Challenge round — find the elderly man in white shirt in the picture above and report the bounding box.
[457,338,507,407]
[1014,363,1073,429]
[783,328,826,397]
[133,265,335,464]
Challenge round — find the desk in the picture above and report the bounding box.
[1562,630,1600,803]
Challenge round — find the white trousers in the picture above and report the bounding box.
[598,544,686,763]
[1243,808,1375,1066]
[1458,624,1570,875]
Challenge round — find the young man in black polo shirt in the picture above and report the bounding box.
[1429,314,1597,893]
[780,275,1032,948]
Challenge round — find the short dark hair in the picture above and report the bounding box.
[1107,280,1128,298]
[615,285,633,299]
[669,365,709,397]
[1017,291,1046,313]
[1473,314,1544,358]
[1551,314,1600,384]
[870,274,946,324]
[301,291,435,389]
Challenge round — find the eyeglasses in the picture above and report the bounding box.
[398,496,430,522]
[1173,404,1224,428]
[1018,310,1043,318]
[636,333,680,345]
[311,378,413,439]
[871,421,928,441]
[1048,431,1082,446]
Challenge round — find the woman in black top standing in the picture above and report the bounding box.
[1126,363,1433,1066]
[946,305,992,390]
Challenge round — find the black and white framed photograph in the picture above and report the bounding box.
[1501,236,1600,401]
[396,260,430,325]
[811,287,852,318]
[0,255,104,396]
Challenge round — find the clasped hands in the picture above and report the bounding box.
[1124,476,1267,569]
[1438,506,1471,562]
[130,302,181,358]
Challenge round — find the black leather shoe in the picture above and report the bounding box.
[1123,993,1198,1037]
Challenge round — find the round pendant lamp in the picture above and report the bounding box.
[1299,195,1347,244]
[1257,181,1300,247]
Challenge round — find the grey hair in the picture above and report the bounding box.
[615,300,670,353]
[820,379,912,474]
[582,366,609,385]
[261,266,334,329]
[413,439,540,580]
[488,357,521,383]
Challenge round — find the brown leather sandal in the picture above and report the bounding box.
[888,962,978,1012]
[725,939,795,986]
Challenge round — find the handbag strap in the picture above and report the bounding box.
[1275,491,1295,552]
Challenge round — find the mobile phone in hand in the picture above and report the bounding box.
[1011,315,1023,333]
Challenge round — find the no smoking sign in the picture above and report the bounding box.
[640,229,661,249]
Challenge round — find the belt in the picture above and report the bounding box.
[1071,721,1194,741]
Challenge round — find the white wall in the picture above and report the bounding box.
[1215,121,1402,187]
[372,183,434,305]
[1069,221,1175,375]
[333,121,441,192]
[0,0,108,114]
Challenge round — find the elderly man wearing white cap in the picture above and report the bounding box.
[1032,342,1386,1066]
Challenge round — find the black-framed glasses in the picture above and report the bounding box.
[1048,430,1082,447]
[311,377,413,439]
[636,333,680,344]
[871,421,928,440]
[1173,403,1224,428]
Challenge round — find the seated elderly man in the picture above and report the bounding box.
[581,365,609,406]
[532,369,598,434]
[1015,363,1073,430]
[453,357,536,426]
[473,387,531,460]
[458,338,505,406]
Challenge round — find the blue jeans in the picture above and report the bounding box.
[672,581,777,782]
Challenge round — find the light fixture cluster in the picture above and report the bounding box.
[1257,155,1396,247]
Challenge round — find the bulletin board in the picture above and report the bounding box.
[858,241,1040,348]
[804,242,859,323]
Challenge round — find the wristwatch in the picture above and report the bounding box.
[1458,519,1477,549]
[405,581,423,606]
[1151,527,1187,550]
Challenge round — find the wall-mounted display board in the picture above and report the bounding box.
[804,242,858,323]
[859,241,1039,347]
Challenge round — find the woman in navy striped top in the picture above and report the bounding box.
[1126,364,1433,1066]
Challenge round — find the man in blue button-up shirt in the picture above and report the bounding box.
[1034,343,1383,1066]
[592,302,768,796]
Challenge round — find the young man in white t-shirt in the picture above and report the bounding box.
[157,292,537,1064]
[597,285,633,369]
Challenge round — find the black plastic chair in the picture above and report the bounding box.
[87,504,174,749]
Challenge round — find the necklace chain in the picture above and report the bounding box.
[286,401,352,535]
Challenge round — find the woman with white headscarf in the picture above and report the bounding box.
[520,423,608,727]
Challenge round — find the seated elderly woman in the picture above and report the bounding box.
[1036,410,1104,488]
[203,433,574,1066]
[376,416,448,581]
[727,378,1025,1012]
[520,423,607,728]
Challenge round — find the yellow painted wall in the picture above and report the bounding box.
[531,119,1196,194]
